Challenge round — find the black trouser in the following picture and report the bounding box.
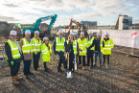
[23,60,32,75]
[67,53,74,71]
[43,62,49,71]
[57,51,67,71]
[79,56,86,66]
[33,52,40,70]
[8,59,21,76]
[87,50,94,66]
[103,55,110,65]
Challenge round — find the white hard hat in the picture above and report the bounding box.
[80,32,84,35]
[43,37,49,41]
[34,31,39,34]
[105,32,109,36]
[25,30,31,35]
[70,32,75,36]
[10,30,17,36]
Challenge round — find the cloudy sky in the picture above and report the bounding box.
[0,0,139,26]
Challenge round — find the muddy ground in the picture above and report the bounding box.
[0,47,139,93]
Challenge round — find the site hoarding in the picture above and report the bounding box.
[89,30,139,49]
[64,29,139,49]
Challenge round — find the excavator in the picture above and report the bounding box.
[67,18,88,37]
[22,14,57,37]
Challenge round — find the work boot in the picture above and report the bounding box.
[90,65,94,69]
[28,72,34,75]
[12,76,19,85]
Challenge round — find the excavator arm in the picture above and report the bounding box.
[67,19,81,34]
[33,14,57,32]
[67,19,88,37]
[22,14,57,34]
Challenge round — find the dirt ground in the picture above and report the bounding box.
[0,47,139,93]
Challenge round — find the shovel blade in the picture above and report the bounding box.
[66,71,72,78]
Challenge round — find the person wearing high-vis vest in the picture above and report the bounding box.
[41,37,52,72]
[5,30,21,85]
[78,32,87,67]
[89,33,103,67]
[21,30,33,76]
[73,34,78,71]
[31,31,42,71]
[86,33,96,68]
[102,33,114,68]
[53,31,67,72]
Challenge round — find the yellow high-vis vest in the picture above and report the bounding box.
[102,39,114,55]
[22,38,32,54]
[73,40,78,55]
[56,37,65,52]
[41,43,52,62]
[7,40,21,59]
[77,38,87,56]
[31,38,41,53]
[86,37,95,50]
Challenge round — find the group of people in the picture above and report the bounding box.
[5,29,114,85]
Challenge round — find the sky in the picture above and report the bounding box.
[0,0,139,26]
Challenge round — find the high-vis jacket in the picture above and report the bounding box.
[87,37,95,50]
[31,38,41,53]
[102,39,114,55]
[56,37,65,52]
[7,40,21,59]
[22,38,32,54]
[41,43,52,62]
[78,38,87,56]
[73,40,78,55]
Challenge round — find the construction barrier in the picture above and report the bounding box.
[63,29,139,49]
[88,30,139,49]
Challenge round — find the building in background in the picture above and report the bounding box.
[115,15,132,30]
[80,21,97,29]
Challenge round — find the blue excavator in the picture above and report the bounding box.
[21,14,57,36]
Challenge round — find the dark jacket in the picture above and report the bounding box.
[89,38,101,52]
[5,42,12,61]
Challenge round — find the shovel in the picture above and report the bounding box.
[66,53,72,79]
[74,55,77,71]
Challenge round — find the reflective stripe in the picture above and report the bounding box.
[31,38,41,53]
[7,40,21,59]
[41,43,52,62]
[22,38,32,54]
[78,38,87,56]
[102,39,114,55]
[11,48,18,50]
[103,48,111,50]
[56,37,65,52]
[22,45,32,47]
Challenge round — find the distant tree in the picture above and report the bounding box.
[0,22,13,36]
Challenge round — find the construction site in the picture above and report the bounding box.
[0,14,139,93]
[0,47,138,93]
[0,0,139,93]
